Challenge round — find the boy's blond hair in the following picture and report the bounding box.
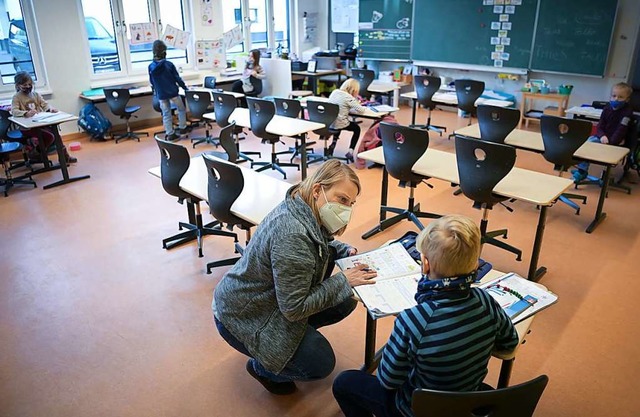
[340,78,361,97]
[416,215,481,278]
[613,82,632,100]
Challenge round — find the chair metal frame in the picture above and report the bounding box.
[410,75,447,136]
[185,90,218,148]
[305,100,344,164]
[212,92,261,163]
[104,88,149,143]
[274,97,316,163]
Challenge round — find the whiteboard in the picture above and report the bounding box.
[331,0,358,33]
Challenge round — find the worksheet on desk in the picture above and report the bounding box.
[31,112,72,123]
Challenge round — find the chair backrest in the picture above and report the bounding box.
[540,115,592,168]
[380,122,430,184]
[414,75,441,109]
[246,97,278,140]
[411,375,549,417]
[246,76,263,97]
[454,80,485,114]
[212,92,237,127]
[455,135,516,206]
[203,76,216,89]
[0,110,13,140]
[103,88,131,116]
[274,98,302,118]
[202,154,246,226]
[218,122,239,163]
[154,136,193,201]
[306,100,339,137]
[351,69,375,98]
[185,90,212,119]
[477,105,521,143]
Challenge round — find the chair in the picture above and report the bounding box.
[185,91,218,148]
[202,155,255,273]
[0,140,36,197]
[411,375,549,417]
[455,135,522,261]
[246,97,299,179]
[305,100,343,164]
[477,105,521,143]
[454,79,485,126]
[362,123,441,240]
[351,69,375,100]
[203,123,240,163]
[212,92,261,163]
[274,97,315,163]
[540,115,591,214]
[410,75,447,135]
[103,88,149,143]
[0,110,30,170]
[203,76,216,89]
[154,137,237,258]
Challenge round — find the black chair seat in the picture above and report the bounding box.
[124,105,141,114]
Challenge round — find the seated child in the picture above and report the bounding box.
[232,49,266,107]
[11,71,76,163]
[328,79,368,162]
[572,82,634,182]
[332,214,519,417]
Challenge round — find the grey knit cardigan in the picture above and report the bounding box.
[212,188,354,373]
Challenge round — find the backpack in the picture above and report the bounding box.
[78,103,111,140]
[354,113,398,169]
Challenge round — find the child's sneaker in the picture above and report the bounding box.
[345,151,354,163]
[572,169,588,183]
[165,132,180,141]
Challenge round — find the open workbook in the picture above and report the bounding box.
[336,243,557,322]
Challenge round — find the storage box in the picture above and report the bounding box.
[291,61,308,71]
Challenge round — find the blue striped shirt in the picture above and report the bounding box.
[377,287,519,417]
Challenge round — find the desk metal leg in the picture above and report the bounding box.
[528,205,547,282]
[411,99,417,125]
[586,165,611,233]
[497,359,514,389]
[361,313,378,374]
[362,167,389,239]
[300,133,308,180]
[42,125,90,190]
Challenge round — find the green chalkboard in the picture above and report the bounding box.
[411,0,538,69]
[358,0,413,60]
[530,0,618,76]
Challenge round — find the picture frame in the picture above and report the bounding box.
[307,60,317,73]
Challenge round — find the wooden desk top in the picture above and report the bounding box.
[401,91,513,108]
[148,155,290,225]
[521,92,570,101]
[367,80,408,93]
[455,124,630,166]
[9,112,78,129]
[357,147,573,206]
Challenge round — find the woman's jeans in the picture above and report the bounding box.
[159,96,186,135]
[215,297,357,383]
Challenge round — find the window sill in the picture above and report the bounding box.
[89,69,205,90]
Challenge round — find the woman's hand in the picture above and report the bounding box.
[343,264,377,287]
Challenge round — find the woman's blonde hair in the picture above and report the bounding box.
[416,215,481,278]
[340,78,361,97]
[291,159,361,235]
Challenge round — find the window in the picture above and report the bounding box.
[79,0,191,79]
[222,0,289,58]
[0,0,44,87]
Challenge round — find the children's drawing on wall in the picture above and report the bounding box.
[129,22,157,45]
[303,12,318,42]
[371,10,383,24]
[163,24,190,50]
[201,0,213,26]
[195,39,225,70]
[396,17,410,29]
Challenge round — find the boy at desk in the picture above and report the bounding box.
[572,82,634,182]
[332,215,519,417]
[11,71,76,163]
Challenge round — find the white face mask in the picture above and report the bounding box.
[318,186,352,234]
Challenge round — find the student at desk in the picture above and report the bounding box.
[11,71,76,163]
[328,79,367,162]
[333,215,519,417]
[213,160,377,395]
[232,49,266,107]
[573,82,634,182]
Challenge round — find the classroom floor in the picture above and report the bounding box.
[1,105,639,417]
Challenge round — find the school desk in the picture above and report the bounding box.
[299,96,400,119]
[565,106,602,122]
[148,154,290,226]
[367,80,410,108]
[9,112,91,189]
[290,69,345,96]
[455,124,630,233]
[203,108,324,180]
[401,90,514,125]
[360,267,537,389]
[357,146,573,282]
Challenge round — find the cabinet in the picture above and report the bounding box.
[519,92,570,128]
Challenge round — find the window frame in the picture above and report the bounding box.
[0,0,48,94]
[78,0,195,83]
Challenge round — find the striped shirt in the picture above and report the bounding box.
[377,287,519,417]
[328,89,367,129]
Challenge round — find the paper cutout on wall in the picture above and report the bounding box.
[163,24,190,50]
[129,22,157,45]
[201,2,213,26]
[195,39,225,69]
[223,25,243,50]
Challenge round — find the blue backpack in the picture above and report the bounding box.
[78,103,111,140]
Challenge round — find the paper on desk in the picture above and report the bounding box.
[370,105,398,112]
[31,112,72,123]
[336,242,422,318]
